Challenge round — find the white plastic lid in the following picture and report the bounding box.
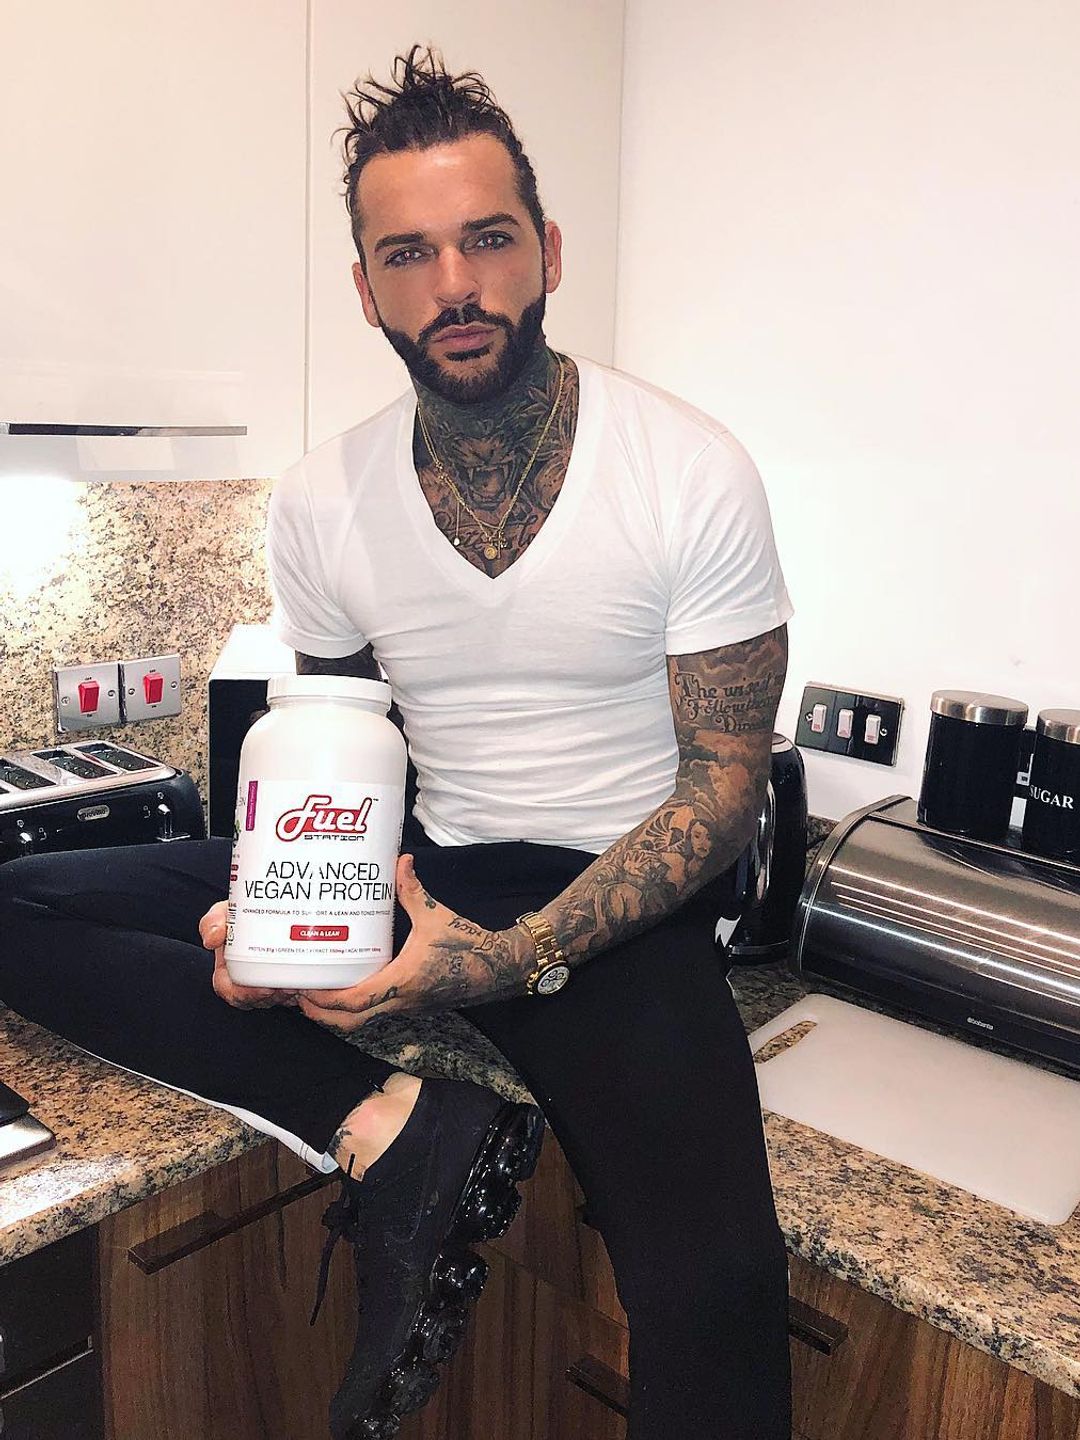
[266,673,392,708]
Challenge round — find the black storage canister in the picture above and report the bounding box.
[918,690,1028,842]
[1021,710,1080,864]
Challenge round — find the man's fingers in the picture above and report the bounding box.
[211,949,291,1009]
[198,899,229,949]
[297,990,399,1030]
[395,852,420,914]
[296,995,356,1032]
[295,963,407,1030]
[296,976,403,1013]
[216,983,290,1010]
[395,853,443,921]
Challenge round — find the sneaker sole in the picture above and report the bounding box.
[346,1101,545,1440]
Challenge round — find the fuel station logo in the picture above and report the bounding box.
[275,794,375,842]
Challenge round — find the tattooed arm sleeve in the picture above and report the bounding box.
[537,625,788,965]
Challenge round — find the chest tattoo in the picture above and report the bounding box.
[412,357,580,578]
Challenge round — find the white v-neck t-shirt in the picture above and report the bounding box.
[267,357,793,854]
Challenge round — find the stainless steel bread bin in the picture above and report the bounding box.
[792,796,1080,1072]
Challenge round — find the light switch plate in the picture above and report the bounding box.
[54,662,122,732]
[795,682,904,766]
[795,684,836,752]
[120,653,182,722]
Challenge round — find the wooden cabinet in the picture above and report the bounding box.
[24,1123,1075,1439]
[1,0,306,482]
[787,1255,1080,1440]
[400,1130,1080,1440]
[96,1143,354,1440]
[397,1131,629,1440]
[397,1250,628,1440]
[0,1227,101,1438]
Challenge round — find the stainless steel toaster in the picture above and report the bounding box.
[793,796,1080,1072]
[0,742,204,862]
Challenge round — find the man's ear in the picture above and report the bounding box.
[542,221,563,295]
[352,261,382,329]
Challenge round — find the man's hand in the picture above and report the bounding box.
[198,900,300,1010]
[295,854,533,1035]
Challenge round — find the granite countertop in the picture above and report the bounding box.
[1,828,1079,1403]
[0,1002,529,1266]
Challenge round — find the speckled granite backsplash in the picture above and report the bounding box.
[0,478,274,802]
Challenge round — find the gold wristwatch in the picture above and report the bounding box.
[516,912,571,997]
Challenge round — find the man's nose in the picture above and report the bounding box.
[433,247,480,308]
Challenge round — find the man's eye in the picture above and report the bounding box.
[386,248,425,268]
[472,232,512,251]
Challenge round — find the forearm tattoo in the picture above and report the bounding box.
[545,627,789,964]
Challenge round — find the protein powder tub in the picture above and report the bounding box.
[224,673,407,989]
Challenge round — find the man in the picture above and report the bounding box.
[0,47,794,1440]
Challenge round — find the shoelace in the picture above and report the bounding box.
[311,1158,365,1326]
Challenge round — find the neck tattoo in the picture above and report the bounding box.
[410,342,580,573]
[417,355,565,558]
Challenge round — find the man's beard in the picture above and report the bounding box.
[377,290,547,405]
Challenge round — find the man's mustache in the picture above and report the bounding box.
[419,306,511,346]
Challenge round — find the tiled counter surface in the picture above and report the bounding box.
[2,916,1079,1404]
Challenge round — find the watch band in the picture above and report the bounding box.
[516,911,571,996]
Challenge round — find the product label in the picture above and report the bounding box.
[225,780,405,969]
[1029,784,1075,810]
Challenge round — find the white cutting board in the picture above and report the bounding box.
[749,994,1080,1224]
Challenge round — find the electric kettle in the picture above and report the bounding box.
[725,735,809,962]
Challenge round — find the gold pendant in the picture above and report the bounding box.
[483,543,499,561]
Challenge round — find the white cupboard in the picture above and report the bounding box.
[0,1,307,481]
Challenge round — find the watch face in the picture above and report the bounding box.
[535,963,570,996]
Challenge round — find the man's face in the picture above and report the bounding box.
[351,134,562,404]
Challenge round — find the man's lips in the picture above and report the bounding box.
[433,325,498,347]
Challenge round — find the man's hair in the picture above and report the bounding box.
[339,45,546,268]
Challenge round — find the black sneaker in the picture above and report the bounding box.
[311,1077,545,1440]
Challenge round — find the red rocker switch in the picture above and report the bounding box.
[78,679,100,715]
[143,671,164,705]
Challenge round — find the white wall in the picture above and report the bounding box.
[615,0,1080,819]
[307,0,624,449]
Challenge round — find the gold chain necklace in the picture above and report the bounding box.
[416,354,566,562]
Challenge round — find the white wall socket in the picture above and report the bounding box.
[54,662,123,733]
[120,653,182,722]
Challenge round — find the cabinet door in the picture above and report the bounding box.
[306,0,624,448]
[402,1131,631,1439]
[0,1348,102,1440]
[1,1,306,481]
[484,1135,1080,1440]
[486,1127,629,1328]
[398,1248,628,1440]
[97,1143,355,1440]
[788,1254,1080,1440]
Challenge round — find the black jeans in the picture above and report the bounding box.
[0,838,791,1440]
